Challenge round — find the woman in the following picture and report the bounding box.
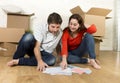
[60,14,101,69]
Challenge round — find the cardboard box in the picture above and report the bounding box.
[7,13,34,31]
[94,37,102,56]
[0,42,17,56]
[70,6,111,36]
[0,28,25,43]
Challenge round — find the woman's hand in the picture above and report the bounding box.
[60,57,67,69]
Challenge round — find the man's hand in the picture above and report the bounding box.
[37,60,48,71]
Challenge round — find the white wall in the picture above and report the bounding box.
[0,0,115,51]
[114,0,120,51]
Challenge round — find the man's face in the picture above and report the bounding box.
[48,23,61,35]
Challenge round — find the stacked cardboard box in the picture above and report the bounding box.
[0,42,17,57]
[0,13,34,56]
[0,28,25,42]
[70,6,111,56]
[7,13,34,31]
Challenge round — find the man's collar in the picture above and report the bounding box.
[46,24,49,32]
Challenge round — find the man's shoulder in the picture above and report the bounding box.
[39,23,48,29]
[34,24,48,32]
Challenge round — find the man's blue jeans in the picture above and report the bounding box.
[13,32,56,66]
[67,33,96,64]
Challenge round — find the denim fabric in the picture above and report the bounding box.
[67,33,96,64]
[13,32,56,66]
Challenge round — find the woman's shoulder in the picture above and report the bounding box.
[63,27,68,32]
[62,27,69,37]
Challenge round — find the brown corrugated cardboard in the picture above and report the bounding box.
[0,42,17,56]
[70,6,111,36]
[0,28,25,43]
[7,13,34,31]
[94,37,102,56]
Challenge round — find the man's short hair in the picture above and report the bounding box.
[47,12,62,25]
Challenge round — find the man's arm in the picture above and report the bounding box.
[34,41,48,71]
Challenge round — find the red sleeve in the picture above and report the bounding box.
[86,24,97,34]
[61,29,68,57]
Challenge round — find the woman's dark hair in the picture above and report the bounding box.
[47,12,62,25]
[68,14,86,32]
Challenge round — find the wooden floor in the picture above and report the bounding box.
[0,51,120,83]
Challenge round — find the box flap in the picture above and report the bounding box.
[70,6,84,15]
[94,37,103,42]
[106,17,112,19]
[86,7,111,16]
[7,13,35,16]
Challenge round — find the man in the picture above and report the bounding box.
[7,12,63,71]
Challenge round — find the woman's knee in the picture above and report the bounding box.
[84,33,93,39]
[84,33,94,42]
[67,55,79,64]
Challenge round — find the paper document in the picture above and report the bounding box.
[43,65,92,75]
[43,67,72,75]
[68,65,92,74]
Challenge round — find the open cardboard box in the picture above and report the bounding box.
[70,6,111,37]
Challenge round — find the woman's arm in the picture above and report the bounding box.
[60,30,69,69]
[86,24,97,34]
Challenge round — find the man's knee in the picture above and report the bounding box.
[22,32,35,43]
[47,57,56,66]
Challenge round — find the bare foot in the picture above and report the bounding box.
[95,59,100,65]
[7,59,19,67]
[90,59,101,69]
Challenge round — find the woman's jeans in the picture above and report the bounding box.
[13,32,56,66]
[67,33,96,64]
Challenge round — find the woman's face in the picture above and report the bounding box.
[69,18,80,33]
